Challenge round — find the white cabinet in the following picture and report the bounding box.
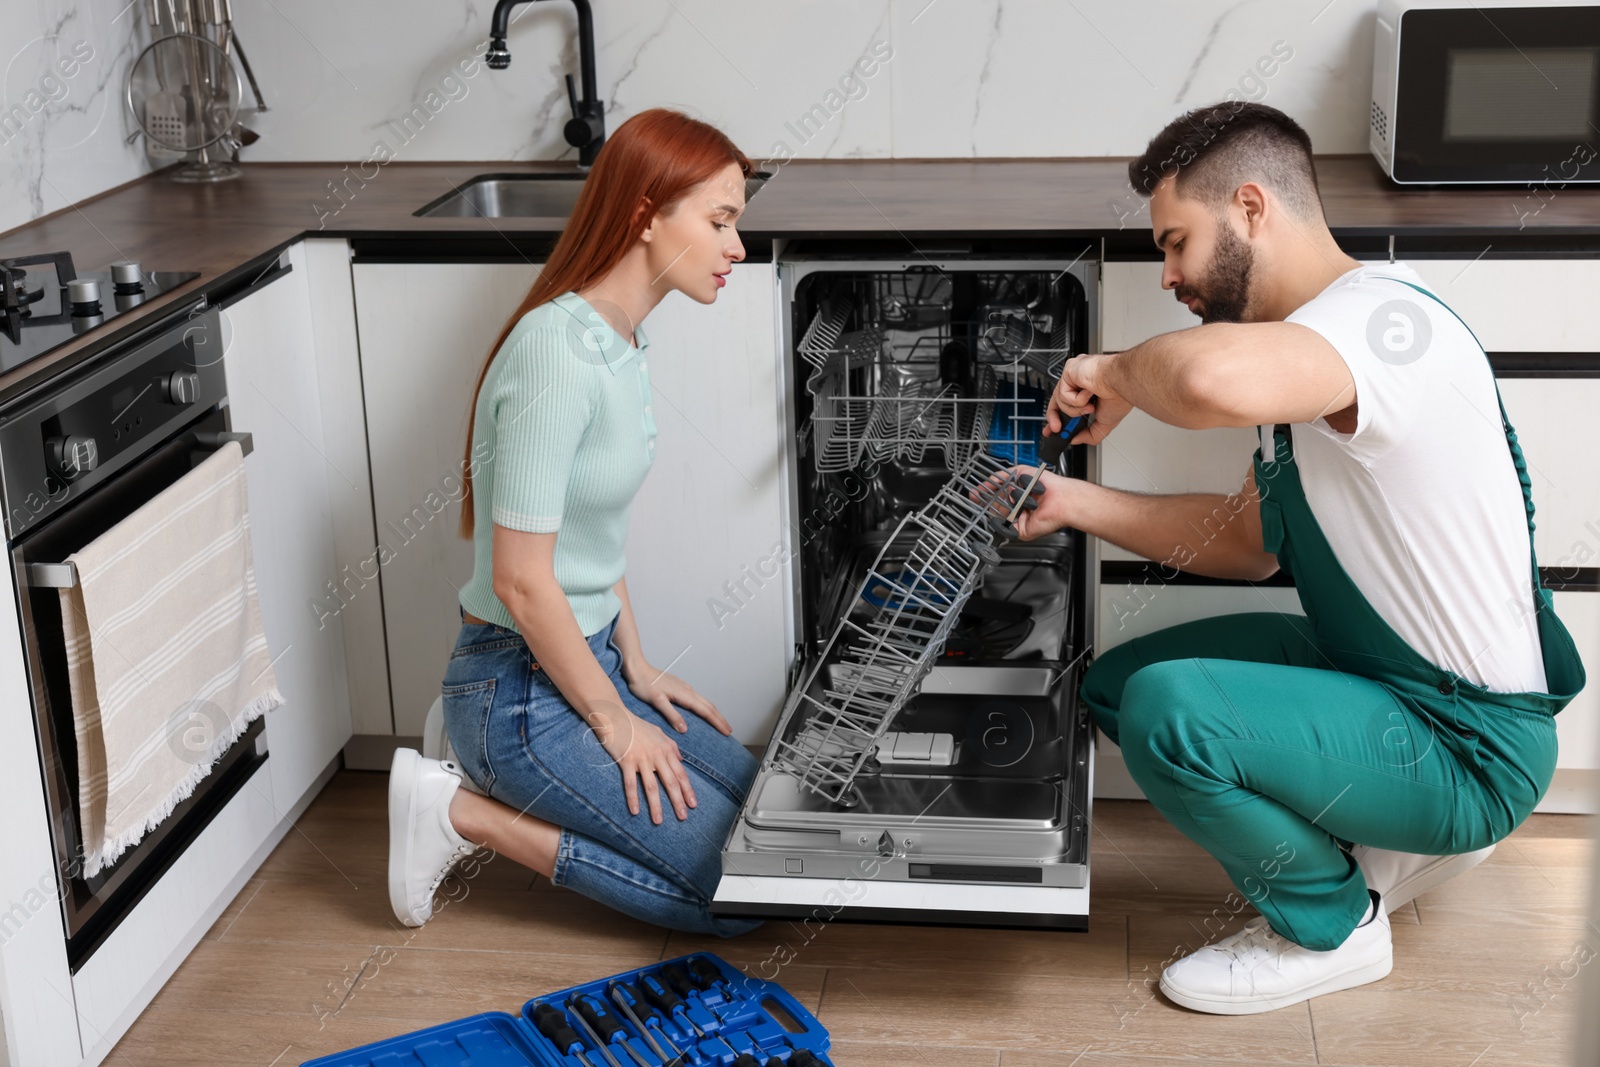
[351,262,788,745]
[1096,260,1262,562]
[351,261,541,745]
[220,242,353,808]
[303,240,393,742]
[1408,259,1600,352]
[1092,256,1600,813]
[1411,258,1600,812]
[620,271,789,744]
[0,555,80,1067]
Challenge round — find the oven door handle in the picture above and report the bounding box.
[193,430,254,457]
[24,429,254,589]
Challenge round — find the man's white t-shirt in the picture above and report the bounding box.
[1272,261,1546,694]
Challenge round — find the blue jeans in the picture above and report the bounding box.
[440,607,762,937]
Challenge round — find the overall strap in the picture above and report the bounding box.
[1387,277,1543,585]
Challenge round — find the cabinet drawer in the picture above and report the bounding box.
[1498,379,1600,566]
[1095,411,1261,562]
[1551,590,1600,775]
[1096,580,1304,651]
[1408,259,1600,353]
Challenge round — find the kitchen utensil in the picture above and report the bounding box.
[126,31,244,180]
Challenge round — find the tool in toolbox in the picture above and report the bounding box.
[687,957,729,996]
[640,970,708,1037]
[571,992,653,1067]
[299,952,833,1066]
[534,1004,601,1067]
[609,982,684,1065]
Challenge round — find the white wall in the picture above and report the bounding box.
[233,0,1376,163]
[0,0,152,236]
[4,0,1379,236]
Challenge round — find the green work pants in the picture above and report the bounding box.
[1080,610,1559,950]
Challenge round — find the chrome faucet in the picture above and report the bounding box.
[487,0,605,168]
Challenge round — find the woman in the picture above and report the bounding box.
[386,108,761,937]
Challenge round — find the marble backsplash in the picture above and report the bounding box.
[2,0,1379,241]
[1,0,152,238]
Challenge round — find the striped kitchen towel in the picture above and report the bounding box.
[60,440,284,879]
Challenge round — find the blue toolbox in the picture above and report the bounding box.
[300,953,835,1067]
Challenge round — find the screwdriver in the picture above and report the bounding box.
[571,993,653,1067]
[641,971,707,1037]
[531,1003,599,1067]
[1004,404,1093,526]
[661,962,698,999]
[686,957,727,997]
[787,1051,824,1066]
[610,982,687,1066]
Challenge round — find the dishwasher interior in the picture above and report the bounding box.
[715,247,1100,928]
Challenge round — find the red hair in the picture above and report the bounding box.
[459,108,753,537]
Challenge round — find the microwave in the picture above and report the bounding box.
[1371,0,1600,183]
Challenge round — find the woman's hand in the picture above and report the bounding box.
[1049,353,1133,446]
[623,660,734,737]
[584,698,699,824]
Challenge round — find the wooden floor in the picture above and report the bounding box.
[110,771,1596,1066]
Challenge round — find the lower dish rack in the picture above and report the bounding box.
[770,448,1016,806]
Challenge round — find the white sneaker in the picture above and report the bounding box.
[1159,901,1393,1015]
[421,696,485,796]
[388,747,477,928]
[1349,843,1495,914]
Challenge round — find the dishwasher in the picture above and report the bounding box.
[713,244,1100,929]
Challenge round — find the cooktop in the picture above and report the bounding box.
[1,252,200,376]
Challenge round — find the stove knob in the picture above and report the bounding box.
[67,278,102,318]
[164,370,200,405]
[48,434,98,477]
[111,261,145,295]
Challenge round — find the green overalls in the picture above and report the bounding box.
[1080,280,1587,951]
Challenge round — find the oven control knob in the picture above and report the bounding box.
[48,434,98,477]
[164,370,200,405]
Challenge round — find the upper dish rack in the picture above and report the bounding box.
[797,272,1073,475]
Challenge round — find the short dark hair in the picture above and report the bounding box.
[1128,102,1322,219]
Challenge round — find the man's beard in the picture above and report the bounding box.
[1179,223,1255,324]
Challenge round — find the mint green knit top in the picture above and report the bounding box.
[459,291,657,636]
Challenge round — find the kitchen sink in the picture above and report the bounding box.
[414,171,769,219]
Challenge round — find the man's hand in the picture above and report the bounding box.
[1047,353,1134,445]
[1005,469,1076,540]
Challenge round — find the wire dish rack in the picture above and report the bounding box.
[797,282,1073,475]
[770,448,1020,805]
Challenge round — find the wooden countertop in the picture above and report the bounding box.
[2,154,1597,403]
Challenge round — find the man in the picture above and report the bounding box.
[1015,102,1585,1014]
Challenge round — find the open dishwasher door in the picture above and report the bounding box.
[713,245,1100,929]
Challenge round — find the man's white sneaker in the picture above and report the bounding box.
[1349,843,1495,914]
[1159,901,1393,1015]
[388,747,477,928]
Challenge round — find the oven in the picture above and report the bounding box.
[713,244,1100,929]
[0,300,268,971]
